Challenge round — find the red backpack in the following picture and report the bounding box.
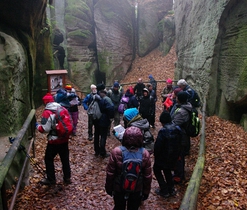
[55,106,73,138]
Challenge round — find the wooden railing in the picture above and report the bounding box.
[179,99,206,210]
[0,109,36,210]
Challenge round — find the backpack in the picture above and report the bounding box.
[184,107,201,137]
[55,106,73,138]
[142,129,154,153]
[186,89,201,107]
[120,146,143,195]
[118,95,130,114]
[87,99,102,120]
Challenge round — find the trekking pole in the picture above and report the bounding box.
[18,145,46,177]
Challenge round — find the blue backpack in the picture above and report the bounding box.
[120,146,143,195]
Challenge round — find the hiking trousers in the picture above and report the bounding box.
[88,114,94,137]
[45,142,71,182]
[153,163,174,194]
[113,191,142,210]
[93,121,108,156]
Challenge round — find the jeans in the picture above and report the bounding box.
[45,143,71,181]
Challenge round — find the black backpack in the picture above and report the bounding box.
[120,146,143,197]
[184,107,201,137]
[186,89,201,107]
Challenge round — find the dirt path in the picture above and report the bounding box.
[9,46,197,209]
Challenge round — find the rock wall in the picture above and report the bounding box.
[137,0,173,57]
[64,0,98,91]
[49,0,174,89]
[0,0,51,133]
[94,0,135,86]
[174,0,247,123]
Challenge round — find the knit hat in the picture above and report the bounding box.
[96,83,105,92]
[90,84,96,89]
[42,93,54,105]
[177,79,188,86]
[99,89,107,94]
[177,91,188,103]
[149,74,153,79]
[124,108,139,121]
[159,111,172,124]
[166,78,173,84]
[122,126,143,148]
[173,87,182,96]
[65,84,72,90]
[113,82,119,88]
[143,88,149,93]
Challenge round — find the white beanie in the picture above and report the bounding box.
[177,79,188,86]
[90,84,96,89]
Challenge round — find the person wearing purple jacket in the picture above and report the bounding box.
[105,126,152,210]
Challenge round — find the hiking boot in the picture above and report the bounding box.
[155,188,169,198]
[169,188,176,196]
[94,152,99,157]
[100,153,110,158]
[88,135,93,141]
[40,178,56,185]
[64,178,72,184]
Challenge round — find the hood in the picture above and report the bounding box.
[122,126,143,148]
[180,102,193,112]
[129,118,150,130]
[45,102,61,111]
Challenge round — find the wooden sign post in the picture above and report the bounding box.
[45,70,68,94]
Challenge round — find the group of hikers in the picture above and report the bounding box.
[35,76,201,210]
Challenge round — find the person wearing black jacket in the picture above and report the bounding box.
[134,78,145,100]
[153,111,182,198]
[139,88,155,128]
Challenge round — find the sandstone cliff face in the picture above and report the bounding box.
[51,0,174,88]
[174,0,247,123]
[64,0,98,91]
[137,0,173,57]
[94,0,135,86]
[0,0,51,134]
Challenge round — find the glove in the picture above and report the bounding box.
[142,194,149,201]
[114,132,119,138]
[35,122,40,129]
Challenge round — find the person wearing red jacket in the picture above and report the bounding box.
[36,93,71,185]
[105,126,152,210]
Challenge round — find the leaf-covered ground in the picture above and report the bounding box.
[7,46,247,209]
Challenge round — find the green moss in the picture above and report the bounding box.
[95,1,116,21]
[67,29,92,38]
[98,51,113,73]
[157,20,164,32]
[85,61,92,70]
[167,10,174,15]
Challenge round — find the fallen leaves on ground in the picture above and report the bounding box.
[6,46,247,209]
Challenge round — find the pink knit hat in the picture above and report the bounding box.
[166,78,173,84]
